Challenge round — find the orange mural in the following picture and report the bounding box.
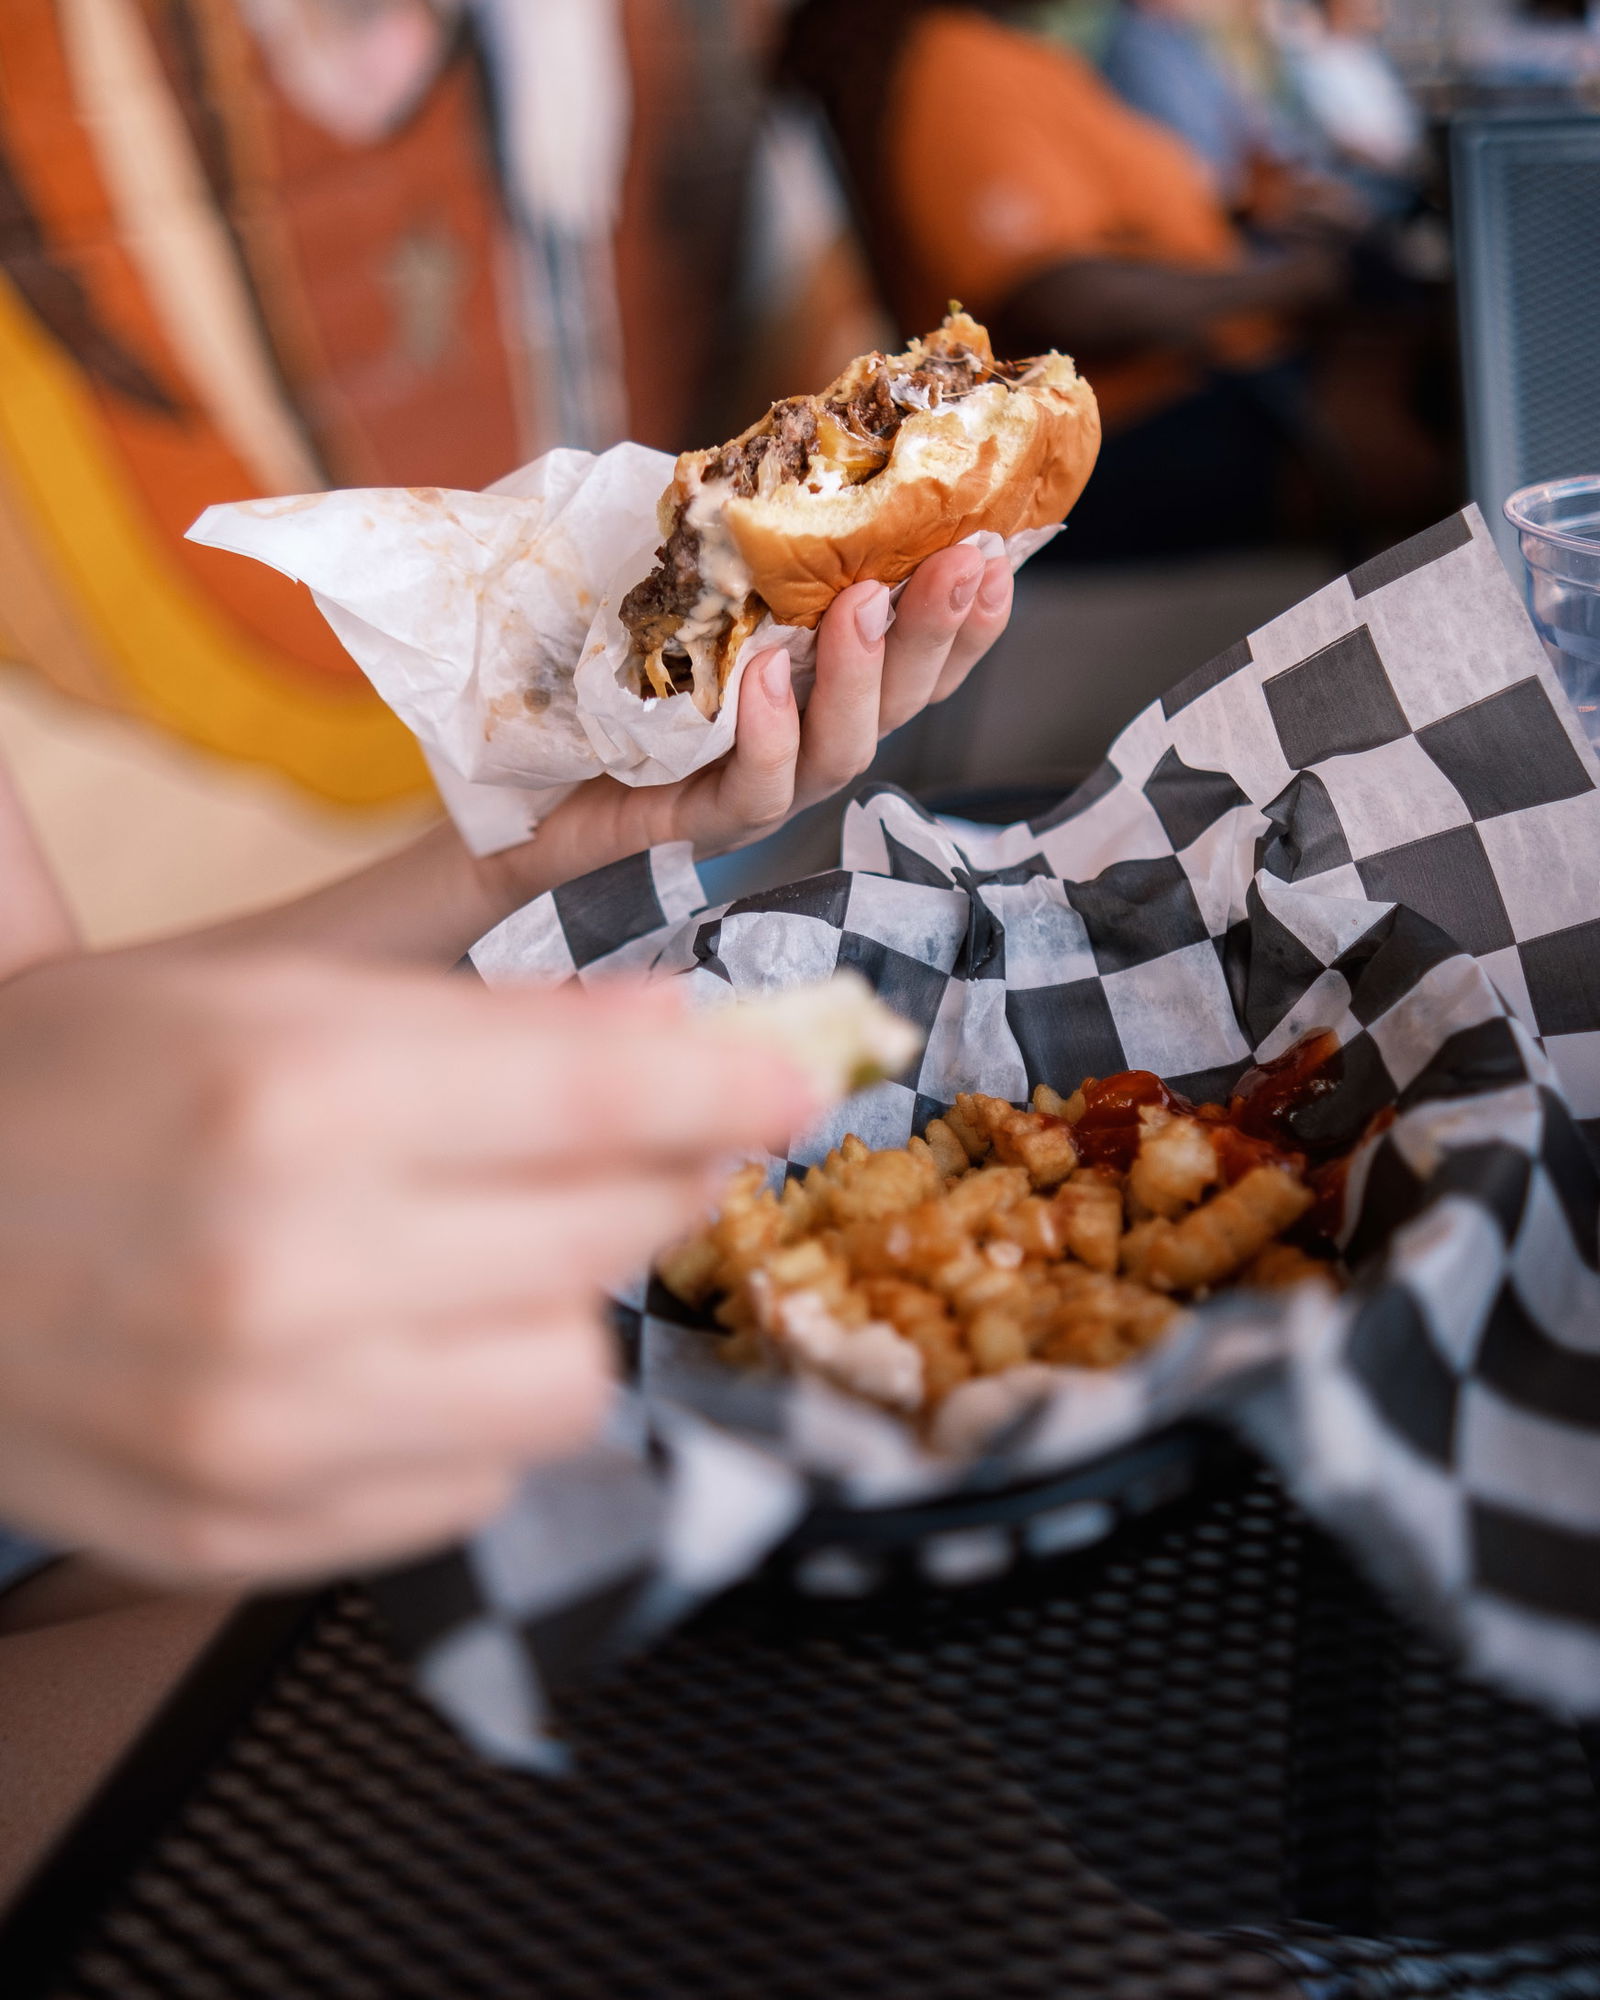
[0,0,780,806]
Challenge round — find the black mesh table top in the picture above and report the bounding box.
[9,1460,1600,1999]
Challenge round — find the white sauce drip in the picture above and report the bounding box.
[675,471,754,654]
[668,468,756,704]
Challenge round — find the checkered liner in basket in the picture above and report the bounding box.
[370,509,1600,1768]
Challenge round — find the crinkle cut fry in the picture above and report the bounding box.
[954,1092,1079,1189]
[1127,1166,1313,1294]
[1050,1174,1123,1273]
[1127,1109,1219,1219]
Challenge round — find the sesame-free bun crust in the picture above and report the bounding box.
[674,320,1101,632]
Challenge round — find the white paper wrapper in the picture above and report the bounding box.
[188,446,1059,855]
[365,509,1600,1772]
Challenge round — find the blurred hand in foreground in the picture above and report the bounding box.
[212,544,1016,968]
[0,949,814,1586]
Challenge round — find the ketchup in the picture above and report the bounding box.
[1043,1031,1362,1268]
[1308,1156,1349,1241]
[1210,1123,1300,1186]
[1228,1030,1341,1150]
[1065,1032,1346,1190]
[1306,1105,1395,1239]
[1072,1070,1194,1172]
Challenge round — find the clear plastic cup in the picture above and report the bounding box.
[1504,475,1600,745]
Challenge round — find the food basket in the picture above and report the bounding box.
[368,509,1600,1775]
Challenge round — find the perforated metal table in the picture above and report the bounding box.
[5,1454,1599,1998]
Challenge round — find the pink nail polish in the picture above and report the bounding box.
[762,649,792,702]
[949,564,982,613]
[855,584,893,646]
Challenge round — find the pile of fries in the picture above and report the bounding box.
[658,1068,1340,1419]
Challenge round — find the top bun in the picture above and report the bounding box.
[620,313,1101,712]
[705,315,1098,629]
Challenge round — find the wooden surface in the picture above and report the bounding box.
[0,1561,237,1912]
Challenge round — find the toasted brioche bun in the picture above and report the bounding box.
[669,315,1100,633]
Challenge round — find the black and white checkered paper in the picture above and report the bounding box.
[369,509,1600,1769]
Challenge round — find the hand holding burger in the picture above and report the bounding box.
[195,315,1097,969]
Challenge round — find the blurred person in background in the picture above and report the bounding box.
[1265,0,1425,214]
[782,0,1354,562]
[1100,2,1423,218]
[1100,0,1303,208]
[1089,0,1447,550]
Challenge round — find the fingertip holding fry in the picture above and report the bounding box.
[714,972,924,1109]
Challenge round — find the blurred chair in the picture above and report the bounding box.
[1452,112,1600,566]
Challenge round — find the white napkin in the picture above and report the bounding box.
[189,445,1058,854]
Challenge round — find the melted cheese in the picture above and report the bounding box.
[680,473,754,642]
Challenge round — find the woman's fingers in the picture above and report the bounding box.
[792,579,895,809]
[200,1460,523,1583]
[517,546,1018,881]
[0,1421,522,1586]
[355,1177,723,1321]
[239,1316,616,1487]
[793,547,1016,810]
[182,1174,724,1350]
[694,644,801,852]
[873,546,985,735]
[61,1311,617,1505]
[231,996,815,1178]
[930,557,1013,705]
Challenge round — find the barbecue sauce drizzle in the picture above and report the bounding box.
[1067,1030,1361,1243]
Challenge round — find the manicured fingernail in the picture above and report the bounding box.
[762,649,792,702]
[978,562,1011,613]
[949,562,982,613]
[855,583,893,646]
